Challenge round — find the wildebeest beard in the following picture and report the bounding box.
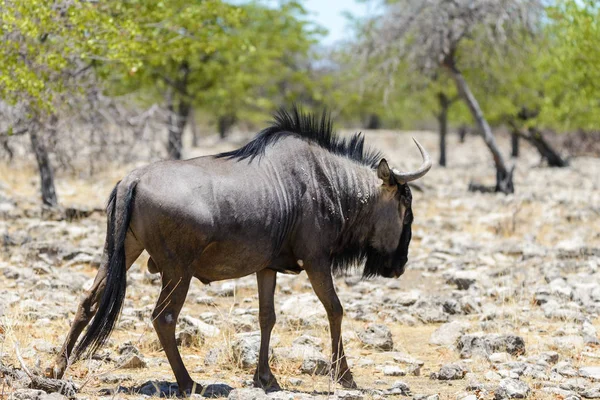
[331,208,413,279]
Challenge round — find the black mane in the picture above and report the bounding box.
[216,106,382,168]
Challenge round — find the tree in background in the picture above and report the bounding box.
[0,0,138,206]
[109,0,320,158]
[541,0,600,132]
[459,0,598,167]
[362,0,544,193]
[200,1,322,139]
[103,0,244,160]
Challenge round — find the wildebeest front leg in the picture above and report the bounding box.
[306,267,357,389]
[152,273,197,395]
[253,268,281,392]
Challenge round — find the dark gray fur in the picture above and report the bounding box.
[48,107,425,393]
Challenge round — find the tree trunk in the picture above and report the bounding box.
[436,92,451,167]
[166,93,191,160]
[458,124,467,143]
[445,62,513,194]
[218,114,237,139]
[511,131,520,158]
[366,113,381,130]
[509,115,568,167]
[190,108,200,148]
[511,106,539,158]
[525,127,568,167]
[166,62,191,160]
[29,121,58,207]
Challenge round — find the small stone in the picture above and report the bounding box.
[541,387,580,399]
[489,352,511,363]
[494,378,530,399]
[457,334,526,358]
[446,270,478,290]
[300,354,329,375]
[232,333,261,369]
[539,351,559,365]
[385,380,411,396]
[580,367,600,381]
[181,316,220,337]
[430,363,466,380]
[227,388,268,400]
[583,320,600,345]
[117,341,140,355]
[118,354,147,369]
[231,315,256,332]
[333,390,364,400]
[393,290,420,306]
[429,321,469,346]
[554,335,585,350]
[581,386,600,398]
[41,395,67,400]
[357,323,393,351]
[411,299,449,324]
[274,344,328,375]
[210,281,236,297]
[554,361,579,377]
[486,371,502,381]
[100,373,132,384]
[561,377,589,392]
[280,293,327,327]
[382,365,406,376]
[195,296,216,306]
[204,347,224,366]
[396,313,418,326]
[288,377,303,386]
[9,390,46,400]
[177,329,202,347]
[8,390,69,400]
[292,335,323,350]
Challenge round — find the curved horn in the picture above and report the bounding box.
[391,138,432,183]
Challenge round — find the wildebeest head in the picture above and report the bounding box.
[363,139,430,279]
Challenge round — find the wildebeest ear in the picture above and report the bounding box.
[377,159,394,186]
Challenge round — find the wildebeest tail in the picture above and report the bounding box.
[73,179,137,360]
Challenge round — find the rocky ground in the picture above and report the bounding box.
[0,130,599,400]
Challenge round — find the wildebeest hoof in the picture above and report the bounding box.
[44,361,66,379]
[337,371,358,389]
[253,374,281,392]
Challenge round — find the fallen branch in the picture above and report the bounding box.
[509,120,568,167]
[13,342,78,398]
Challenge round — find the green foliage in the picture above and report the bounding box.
[463,0,600,131]
[1,0,319,127]
[3,0,598,136]
[199,1,323,124]
[103,0,322,128]
[106,0,243,96]
[539,0,600,130]
[0,0,138,113]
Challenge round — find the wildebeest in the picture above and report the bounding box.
[46,107,431,394]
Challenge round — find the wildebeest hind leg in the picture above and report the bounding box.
[253,268,281,392]
[46,234,143,378]
[306,267,357,389]
[151,271,199,395]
